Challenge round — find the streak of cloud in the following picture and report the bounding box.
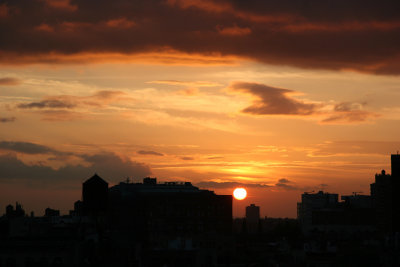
[137,150,164,156]
[0,117,16,123]
[0,77,21,86]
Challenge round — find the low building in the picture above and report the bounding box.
[108,177,233,266]
[297,191,374,235]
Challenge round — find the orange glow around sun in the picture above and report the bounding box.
[233,187,247,200]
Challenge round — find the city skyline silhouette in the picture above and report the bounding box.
[1,0,400,219]
[1,153,399,266]
[1,0,400,265]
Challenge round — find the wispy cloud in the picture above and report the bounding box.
[180,156,194,160]
[216,25,251,36]
[0,141,62,155]
[18,99,77,109]
[197,178,313,192]
[0,117,16,123]
[148,80,222,87]
[321,102,379,124]
[137,150,164,156]
[17,90,127,110]
[196,181,272,189]
[275,178,298,190]
[16,90,130,121]
[0,77,21,86]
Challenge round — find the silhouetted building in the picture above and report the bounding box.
[392,153,400,178]
[298,191,375,235]
[82,173,108,216]
[71,200,83,216]
[44,207,60,217]
[5,202,25,218]
[341,193,372,208]
[297,191,338,234]
[371,154,400,233]
[246,204,260,233]
[108,177,232,266]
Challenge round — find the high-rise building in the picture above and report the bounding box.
[371,154,400,233]
[246,204,260,233]
[391,153,400,178]
[82,173,108,215]
[297,191,338,234]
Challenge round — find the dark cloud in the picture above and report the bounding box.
[230,82,317,115]
[137,150,164,156]
[0,0,399,74]
[0,141,59,154]
[18,99,76,109]
[207,156,224,159]
[275,178,298,190]
[180,156,194,160]
[0,77,20,85]
[278,178,290,183]
[17,90,125,110]
[16,90,127,121]
[0,152,151,186]
[0,117,16,123]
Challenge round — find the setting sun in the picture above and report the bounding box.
[233,188,247,200]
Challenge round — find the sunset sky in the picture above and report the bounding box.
[1,0,400,217]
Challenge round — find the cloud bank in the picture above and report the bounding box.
[0,141,152,186]
[0,0,399,74]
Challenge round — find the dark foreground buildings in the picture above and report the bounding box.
[1,154,400,266]
[0,175,232,267]
[106,178,232,266]
[298,154,400,236]
[371,154,400,233]
[297,154,400,266]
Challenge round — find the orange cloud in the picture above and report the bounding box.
[148,80,222,87]
[321,102,380,124]
[217,25,251,36]
[105,18,136,29]
[35,23,55,32]
[0,51,239,66]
